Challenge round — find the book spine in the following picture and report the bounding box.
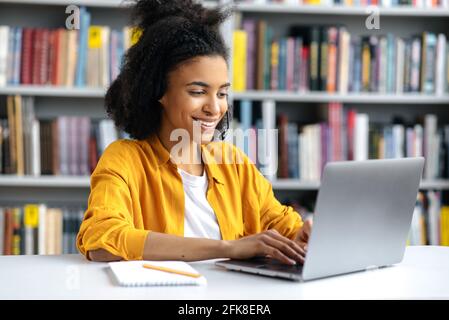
[319,27,328,91]
[13,28,22,85]
[242,19,256,91]
[6,27,14,85]
[75,6,90,87]
[270,40,279,91]
[232,30,247,92]
[435,34,447,96]
[286,37,295,91]
[309,27,320,91]
[410,36,422,92]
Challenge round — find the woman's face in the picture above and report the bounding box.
[158,55,230,144]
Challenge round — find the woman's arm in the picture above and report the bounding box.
[89,229,305,265]
[233,144,304,240]
[142,232,229,261]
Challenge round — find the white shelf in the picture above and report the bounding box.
[0,0,218,8]
[0,0,131,7]
[236,3,449,17]
[0,85,106,97]
[271,179,321,190]
[1,1,448,16]
[0,175,90,187]
[271,179,449,190]
[233,91,449,104]
[2,86,449,104]
[1,175,448,189]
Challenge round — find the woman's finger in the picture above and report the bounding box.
[266,230,306,257]
[262,244,297,265]
[261,234,305,264]
[304,219,313,238]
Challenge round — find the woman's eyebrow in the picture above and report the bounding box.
[186,81,231,88]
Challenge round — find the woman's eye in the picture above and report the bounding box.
[218,92,228,98]
[190,91,204,95]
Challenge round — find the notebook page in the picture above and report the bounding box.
[109,260,207,287]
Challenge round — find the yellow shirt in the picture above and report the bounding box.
[76,134,303,260]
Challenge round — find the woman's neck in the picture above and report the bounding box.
[156,126,204,176]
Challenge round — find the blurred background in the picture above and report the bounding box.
[0,0,448,256]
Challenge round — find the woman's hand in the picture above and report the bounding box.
[295,219,313,251]
[225,229,306,265]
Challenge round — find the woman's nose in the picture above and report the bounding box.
[203,95,222,115]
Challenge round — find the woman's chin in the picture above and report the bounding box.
[196,127,218,143]
[200,133,215,144]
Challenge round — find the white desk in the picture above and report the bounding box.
[1,246,448,299]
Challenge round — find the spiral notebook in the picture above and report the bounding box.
[109,260,207,287]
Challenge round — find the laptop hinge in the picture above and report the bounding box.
[365,265,379,271]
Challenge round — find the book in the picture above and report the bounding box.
[436,34,447,96]
[108,261,207,287]
[75,6,91,87]
[441,206,449,246]
[242,18,256,91]
[24,204,39,255]
[232,30,247,92]
[261,99,277,179]
[0,26,8,86]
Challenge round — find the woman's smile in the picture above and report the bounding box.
[192,117,220,131]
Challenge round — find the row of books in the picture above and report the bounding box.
[233,21,449,94]
[228,100,449,181]
[0,95,127,176]
[0,205,84,255]
[286,111,448,181]
[409,191,449,246]
[241,0,449,7]
[1,193,447,257]
[285,190,449,246]
[0,6,140,88]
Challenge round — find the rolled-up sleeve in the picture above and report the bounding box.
[234,144,304,240]
[257,172,303,240]
[76,142,150,260]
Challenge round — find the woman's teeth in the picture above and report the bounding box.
[193,118,216,128]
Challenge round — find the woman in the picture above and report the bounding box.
[76,0,312,265]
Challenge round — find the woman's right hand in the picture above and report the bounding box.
[225,229,306,265]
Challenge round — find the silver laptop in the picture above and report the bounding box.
[216,157,425,281]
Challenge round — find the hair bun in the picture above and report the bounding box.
[130,0,231,31]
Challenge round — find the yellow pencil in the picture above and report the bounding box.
[142,263,202,278]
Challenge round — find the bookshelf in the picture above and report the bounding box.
[230,1,449,248]
[0,0,449,251]
[236,3,449,16]
[0,175,90,187]
[0,0,447,192]
[234,91,449,104]
[0,85,106,97]
[0,0,132,7]
[0,175,447,189]
[271,179,449,190]
[0,0,217,9]
[2,86,449,103]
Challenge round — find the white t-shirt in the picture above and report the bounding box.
[177,167,222,240]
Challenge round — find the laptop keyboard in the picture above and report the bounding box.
[246,257,304,274]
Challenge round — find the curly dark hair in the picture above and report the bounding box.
[105,0,234,140]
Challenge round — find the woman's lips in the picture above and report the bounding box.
[192,117,219,130]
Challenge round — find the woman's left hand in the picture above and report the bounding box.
[295,219,313,252]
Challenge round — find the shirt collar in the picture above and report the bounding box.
[144,134,226,185]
